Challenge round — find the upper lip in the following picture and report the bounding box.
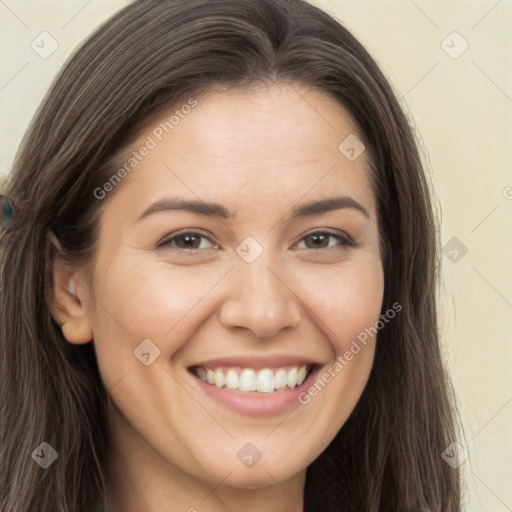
[189,355,322,371]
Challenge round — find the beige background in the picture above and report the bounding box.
[1,1,511,510]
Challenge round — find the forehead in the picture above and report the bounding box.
[101,84,375,224]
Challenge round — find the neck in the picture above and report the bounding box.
[105,403,306,512]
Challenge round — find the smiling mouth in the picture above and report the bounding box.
[190,364,315,393]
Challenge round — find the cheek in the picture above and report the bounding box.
[296,257,384,354]
[274,257,384,463]
[98,262,225,331]
[87,257,230,387]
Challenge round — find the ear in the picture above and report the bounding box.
[48,232,93,345]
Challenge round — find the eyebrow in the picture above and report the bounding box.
[136,195,370,222]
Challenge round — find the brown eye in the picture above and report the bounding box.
[158,231,217,251]
[174,234,202,249]
[304,233,330,249]
[295,231,355,250]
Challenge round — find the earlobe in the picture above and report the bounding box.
[61,319,93,345]
[48,232,93,345]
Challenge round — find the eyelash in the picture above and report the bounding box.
[157,229,357,253]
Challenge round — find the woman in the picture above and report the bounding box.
[0,0,461,510]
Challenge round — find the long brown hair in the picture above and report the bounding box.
[0,0,460,510]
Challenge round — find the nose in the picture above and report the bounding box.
[218,257,302,339]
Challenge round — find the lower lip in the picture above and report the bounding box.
[189,367,320,418]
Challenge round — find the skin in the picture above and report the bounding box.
[50,83,384,512]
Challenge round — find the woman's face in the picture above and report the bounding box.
[76,84,383,491]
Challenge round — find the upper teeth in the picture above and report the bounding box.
[194,365,310,393]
